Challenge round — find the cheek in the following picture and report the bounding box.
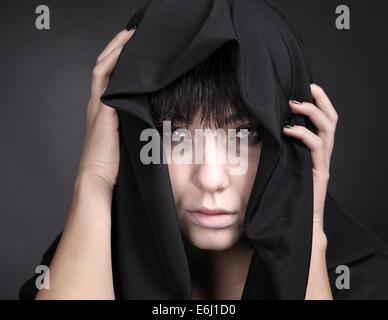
[167,163,191,208]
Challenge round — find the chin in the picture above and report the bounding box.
[184,226,241,251]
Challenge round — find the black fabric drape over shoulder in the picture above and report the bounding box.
[20,0,388,300]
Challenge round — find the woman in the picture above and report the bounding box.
[20,0,388,300]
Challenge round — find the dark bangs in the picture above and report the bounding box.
[149,46,255,129]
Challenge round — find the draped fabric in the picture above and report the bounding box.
[20,0,388,300]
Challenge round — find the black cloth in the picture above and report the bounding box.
[20,0,388,300]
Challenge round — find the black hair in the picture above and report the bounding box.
[149,46,257,129]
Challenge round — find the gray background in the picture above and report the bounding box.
[1,0,387,299]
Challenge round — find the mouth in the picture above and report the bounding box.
[186,207,239,229]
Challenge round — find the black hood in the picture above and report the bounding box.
[101,0,315,299]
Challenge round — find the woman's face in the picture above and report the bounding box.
[167,115,262,251]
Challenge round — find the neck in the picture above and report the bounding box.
[183,234,254,300]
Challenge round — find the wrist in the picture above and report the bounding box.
[75,169,115,194]
[72,171,114,215]
[76,160,117,191]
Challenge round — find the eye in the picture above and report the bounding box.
[230,126,263,144]
[166,126,192,142]
[236,128,254,139]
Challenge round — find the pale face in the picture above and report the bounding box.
[166,115,262,251]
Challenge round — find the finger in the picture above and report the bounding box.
[91,45,124,99]
[311,84,338,124]
[289,100,335,135]
[283,125,327,172]
[96,28,136,65]
[89,46,124,122]
[89,30,135,123]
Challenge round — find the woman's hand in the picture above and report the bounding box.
[283,83,339,300]
[77,27,136,191]
[35,28,136,300]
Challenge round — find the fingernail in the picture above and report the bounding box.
[284,124,294,129]
[126,23,137,31]
[291,100,302,105]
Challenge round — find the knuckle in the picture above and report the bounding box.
[96,55,104,65]
[326,123,336,134]
[292,126,303,135]
[305,102,314,109]
[332,112,339,123]
[298,126,310,137]
[92,65,104,79]
[301,125,310,134]
[306,103,316,114]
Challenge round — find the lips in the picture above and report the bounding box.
[187,207,239,228]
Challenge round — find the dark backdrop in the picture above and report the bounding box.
[1,0,387,299]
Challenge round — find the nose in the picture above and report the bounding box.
[192,134,230,193]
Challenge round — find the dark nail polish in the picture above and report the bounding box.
[126,23,137,31]
[291,99,302,105]
[285,124,294,129]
